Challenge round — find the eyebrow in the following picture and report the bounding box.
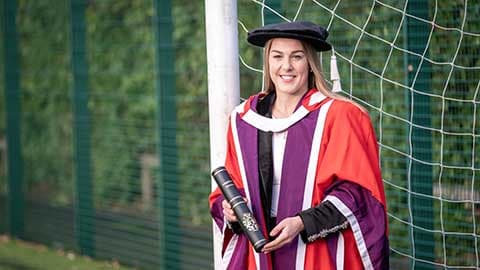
[270,50,305,54]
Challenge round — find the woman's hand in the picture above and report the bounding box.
[222,199,238,223]
[262,216,305,253]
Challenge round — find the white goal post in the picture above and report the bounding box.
[205,0,241,268]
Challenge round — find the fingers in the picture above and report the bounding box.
[261,216,304,254]
[222,198,249,223]
[222,200,237,222]
[269,224,282,237]
[262,223,288,253]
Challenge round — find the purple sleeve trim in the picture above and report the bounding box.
[325,181,389,270]
[210,194,225,230]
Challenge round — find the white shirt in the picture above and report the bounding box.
[270,129,288,217]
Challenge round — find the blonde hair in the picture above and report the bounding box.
[262,38,359,107]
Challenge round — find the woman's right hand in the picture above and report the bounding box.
[222,199,238,222]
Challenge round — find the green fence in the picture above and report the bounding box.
[1,0,212,269]
[1,0,480,269]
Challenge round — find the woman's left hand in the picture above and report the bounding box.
[262,216,304,253]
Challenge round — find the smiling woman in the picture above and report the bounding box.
[209,21,389,270]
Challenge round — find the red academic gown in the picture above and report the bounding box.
[209,89,388,269]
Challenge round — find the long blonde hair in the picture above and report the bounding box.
[262,38,358,107]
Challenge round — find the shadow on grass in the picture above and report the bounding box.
[0,259,39,270]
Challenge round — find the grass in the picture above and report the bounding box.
[0,235,134,270]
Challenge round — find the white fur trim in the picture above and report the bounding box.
[324,195,374,270]
[295,100,334,269]
[236,92,327,132]
[337,232,345,270]
[308,91,327,106]
[222,234,238,269]
[230,112,261,269]
[241,106,310,132]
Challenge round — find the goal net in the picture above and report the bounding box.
[236,0,480,269]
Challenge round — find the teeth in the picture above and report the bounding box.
[281,75,294,80]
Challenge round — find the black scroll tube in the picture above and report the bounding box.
[212,166,268,253]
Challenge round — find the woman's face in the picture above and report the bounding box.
[268,38,310,97]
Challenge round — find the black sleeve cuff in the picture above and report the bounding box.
[298,201,348,243]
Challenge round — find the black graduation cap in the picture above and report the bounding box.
[247,21,332,52]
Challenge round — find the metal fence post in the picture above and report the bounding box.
[2,0,24,239]
[153,1,179,268]
[70,0,95,257]
[405,1,434,269]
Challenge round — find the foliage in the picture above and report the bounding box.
[85,0,156,207]
[12,0,73,203]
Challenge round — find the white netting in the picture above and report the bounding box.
[237,0,480,268]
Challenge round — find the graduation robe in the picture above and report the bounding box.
[209,89,389,269]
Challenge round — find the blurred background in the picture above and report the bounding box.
[1,0,479,269]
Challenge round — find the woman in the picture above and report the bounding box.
[209,21,389,270]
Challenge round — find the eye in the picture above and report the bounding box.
[272,54,282,59]
[292,54,304,60]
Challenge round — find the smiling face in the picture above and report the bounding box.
[267,38,310,98]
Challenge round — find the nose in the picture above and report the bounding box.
[281,57,293,71]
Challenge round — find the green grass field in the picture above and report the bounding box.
[0,235,133,270]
